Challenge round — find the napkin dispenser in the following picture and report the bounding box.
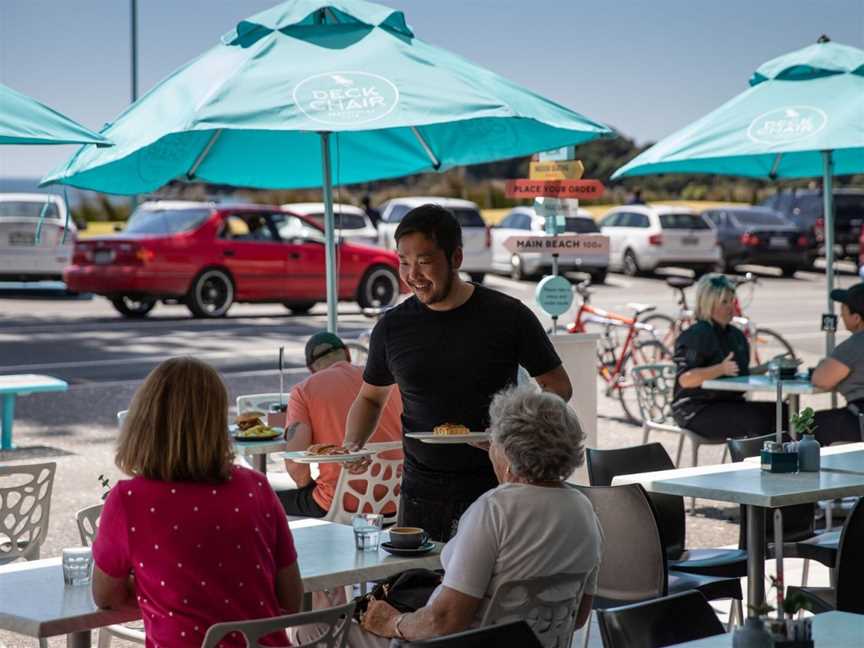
[761,441,798,473]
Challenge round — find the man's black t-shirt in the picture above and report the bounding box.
[363,284,562,488]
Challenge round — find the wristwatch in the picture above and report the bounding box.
[393,613,407,639]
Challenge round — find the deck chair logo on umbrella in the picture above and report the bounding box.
[747,106,828,144]
[40,0,614,333]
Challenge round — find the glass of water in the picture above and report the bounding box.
[352,513,384,552]
[62,547,94,586]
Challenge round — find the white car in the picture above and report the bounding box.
[378,196,491,282]
[281,202,379,247]
[0,193,77,282]
[491,206,609,283]
[599,205,720,276]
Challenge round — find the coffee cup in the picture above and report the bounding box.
[388,526,428,549]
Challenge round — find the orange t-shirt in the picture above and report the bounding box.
[287,361,403,511]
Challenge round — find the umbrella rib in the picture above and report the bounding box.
[769,153,784,180]
[186,129,223,180]
[411,126,441,170]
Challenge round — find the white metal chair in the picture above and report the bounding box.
[236,393,288,414]
[632,364,728,468]
[202,601,354,648]
[481,572,589,648]
[75,504,146,648]
[323,453,403,525]
[116,409,128,428]
[0,462,55,565]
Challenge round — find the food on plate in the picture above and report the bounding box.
[432,423,471,436]
[306,443,351,456]
[236,411,267,431]
[236,423,278,438]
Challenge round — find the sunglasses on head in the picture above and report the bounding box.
[709,276,733,290]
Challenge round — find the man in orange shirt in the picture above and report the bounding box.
[278,332,403,517]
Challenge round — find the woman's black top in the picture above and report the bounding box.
[672,320,750,425]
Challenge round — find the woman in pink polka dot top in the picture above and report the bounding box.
[92,357,303,648]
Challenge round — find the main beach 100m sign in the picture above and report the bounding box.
[294,72,400,126]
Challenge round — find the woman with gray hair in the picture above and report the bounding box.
[354,384,602,646]
[672,273,784,440]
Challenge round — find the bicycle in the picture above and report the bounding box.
[562,280,671,424]
[641,273,796,364]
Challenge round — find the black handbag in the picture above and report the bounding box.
[354,568,443,622]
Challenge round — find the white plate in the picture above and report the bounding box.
[229,424,284,442]
[281,449,375,464]
[405,432,490,444]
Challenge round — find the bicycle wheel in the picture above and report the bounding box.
[639,313,677,350]
[615,340,671,424]
[345,341,369,367]
[751,327,796,365]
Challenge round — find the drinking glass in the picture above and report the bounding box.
[62,547,93,586]
[352,513,384,552]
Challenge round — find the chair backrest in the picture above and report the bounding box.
[631,364,677,426]
[76,503,103,546]
[725,434,815,546]
[117,409,128,428]
[236,393,287,415]
[480,572,588,648]
[391,620,544,648]
[201,601,354,648]
[324,454,403,525]
[586,444,686,558]
[573,484,667,604]
[835,496,864,613]
[0,462,56,563]
[596,590,725,648]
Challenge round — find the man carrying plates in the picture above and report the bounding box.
[345,204,572,541]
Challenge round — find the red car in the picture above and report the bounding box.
[67,201,405,318]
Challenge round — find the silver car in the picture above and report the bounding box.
[0,193,77,282]
[282,202,379,247]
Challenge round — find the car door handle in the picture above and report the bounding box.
[223,250,235,257]
[288,252,302,260]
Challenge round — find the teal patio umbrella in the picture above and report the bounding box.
[41,0,614,332]
[0,82,110,146]
[612,38,864,354]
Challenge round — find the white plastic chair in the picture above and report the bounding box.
[0,462,55,565]
[481,572,589,648]
[323,453,403,525]
[75,504,146,648]
[236,393,288,414]
[116,409,128,428]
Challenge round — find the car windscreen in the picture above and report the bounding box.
[731,211,789,227]
[451,208,485,228]
[564,217,600,233]
[659,213,710,230]
[0,201,61,219]
[125,208,212,235]
[835,195,864,223]
[305,212,369,230]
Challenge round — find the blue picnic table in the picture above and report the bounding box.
[0,374,68,450]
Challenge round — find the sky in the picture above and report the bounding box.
[0,0,862,180]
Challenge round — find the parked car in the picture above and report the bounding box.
[760,188,864,264]
[378,196,491,282]
[0,193,78,282]
[65,201,404,319]
[599,205,720,276]
[702,206,809,276]
[281,202,379,247]
[491,206,608,283]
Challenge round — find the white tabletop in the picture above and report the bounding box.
[0,374,68,394]
[702,374,822,395]
[612,459,864,507]
[0,519,440,639]
[667,611,864,647]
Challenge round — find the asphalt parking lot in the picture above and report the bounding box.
[0,263,857,647]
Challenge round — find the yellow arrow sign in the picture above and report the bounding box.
[529,160,584,180]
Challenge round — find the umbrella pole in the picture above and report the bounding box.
[320,131,338,334]
[823,150,835,357]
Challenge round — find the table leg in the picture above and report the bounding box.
[1,394,15,450]
[67,630,91,648]
[253,455,267,473]
[746,505,766,615]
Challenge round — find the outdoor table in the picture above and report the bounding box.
[233,437,289,473]
[666,610,864,647]
[0,374,68,450]
[0,518,441,647]
[612,459,864,614]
